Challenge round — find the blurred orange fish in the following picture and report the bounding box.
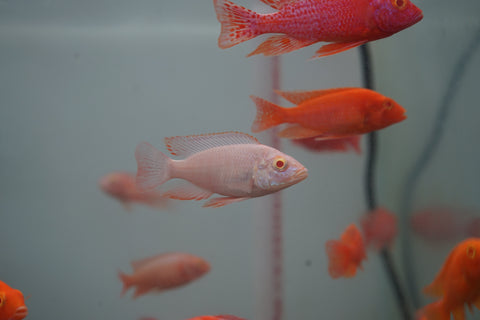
[135,131,307,208]
[187,316,246,320]
[325,224,366,278]
[361,207,397,250]
[250,88,406,140]
[292,135,361,154]
[418,238,480,320]
[213,0,422,58]
[118,252,210,299]
[99,171,169,211]
[0,280,28,320]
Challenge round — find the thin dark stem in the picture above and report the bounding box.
[359,44,412,320]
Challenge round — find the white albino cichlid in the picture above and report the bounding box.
[135,131,308,208]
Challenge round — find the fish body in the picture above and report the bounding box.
[361,207,397,250]
[187,316,246,320]
[325,224,366,278]
[292,135,361,154]
[99,171,169,211]
[419,238,480,320]
[214,0,423,58]
[118,252,210,299]
[0,281,28,320]
[135,131,308,208]
[251,88,406,140]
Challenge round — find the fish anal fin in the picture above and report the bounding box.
[259,0,294,9]
[275,88,357,105]
[162,182,213,201]
[164,131,259,158]
[202,196,249,208]
[278,125,325,139]
[311,40,367,59]
[247,35,315,57]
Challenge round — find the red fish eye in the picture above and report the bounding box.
[392,0,407,10]
[273,158,287,171]
[383,100,393,110]
[467,246,476,259]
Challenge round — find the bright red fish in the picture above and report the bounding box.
[325,224,366,278]
[361,207,397,250]
[292,135,361,154]
[251,88,406,140]
[99,171,169,211]
[213,0,423,58]
[118,252,210,299]
[186,315,247,320]
[0,280,28,320]
[418,238,480,320]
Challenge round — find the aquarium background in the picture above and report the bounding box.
[1,0,479,319]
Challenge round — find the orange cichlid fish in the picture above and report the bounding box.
[135,131,308,208]
[418,238,480,320]
[325,224,367,278]
[213,0,423,58]
[250,88,406,140]
[292,135,361,154]
[118,252,210,299]
[186,316,247,320]
[360,207,397,251]
[0,280,28,320]
[99,171,170,211]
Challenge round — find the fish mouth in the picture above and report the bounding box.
[294,168,309,182]
[12,306,28,320]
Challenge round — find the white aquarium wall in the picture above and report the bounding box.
[0,1,435,320]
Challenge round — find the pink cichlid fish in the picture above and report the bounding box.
[135,131,308,208]
[118,252,211,299]
[213,0,423,58]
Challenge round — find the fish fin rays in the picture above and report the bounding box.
[162,182,213,201]
[248,35,316,57]
[275,88,357,105]
[278,125,326,139]
[202,196,249,208]
[135,142,171,192]
[311,40,367,59]
[164,131,260,158]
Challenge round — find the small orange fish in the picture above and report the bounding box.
[135,131,307,208]
[250,88,406,140]
[418,238,480,320]
[360,207,397,251]
[99,171,169,211]
[213,0,423,58]
[186,316,246,320]
[118,252,210,299]
[325,224,366,278]
[292,135,361,154]
[0,280,28,320]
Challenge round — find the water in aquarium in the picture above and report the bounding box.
[1,0,480,319]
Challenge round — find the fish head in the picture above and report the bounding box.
[183,257,211,280]
[462,239,480,280]
[252,149,308,194]
[373,0,423,35]
[0,289,28,320]
[368,97,407,129]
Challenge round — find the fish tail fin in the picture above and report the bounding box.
[417,301,450,320]
[135,142,171,192]
[250,95,286,132]
[214,0,259,49]
[325,240,350,279]
[118,270,133,297]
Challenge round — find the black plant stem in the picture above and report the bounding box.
[359,44,412,320]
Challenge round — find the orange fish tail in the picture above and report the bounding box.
[325,240,349,278]
[135,142,171,192]
[418,301,450,320]
[118,270,133,296]
[214,0,259,49]
[250,95,286,132]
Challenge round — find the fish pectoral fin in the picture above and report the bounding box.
[162,182,213,201]
[311,40,368,59]
[258,0,294,9]
[202,196,249,208]
[275,88,357,105]
[247,35,316,57]
[278,125,325,139]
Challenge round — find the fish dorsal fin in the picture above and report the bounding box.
[164,131,259,158]
[259,0,295,10]
[275,88,357,105]
[131,253,168,271]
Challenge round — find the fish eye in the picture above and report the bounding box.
[273,157,287,171]
[466,246,476,259]
[391,0,407,10]
[0,292,5,307]
[383,99,393,110]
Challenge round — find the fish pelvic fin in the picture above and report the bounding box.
[118,270,133,297]
[214,0,259,49]
[250,95,286,132]
[135,142,171,192]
